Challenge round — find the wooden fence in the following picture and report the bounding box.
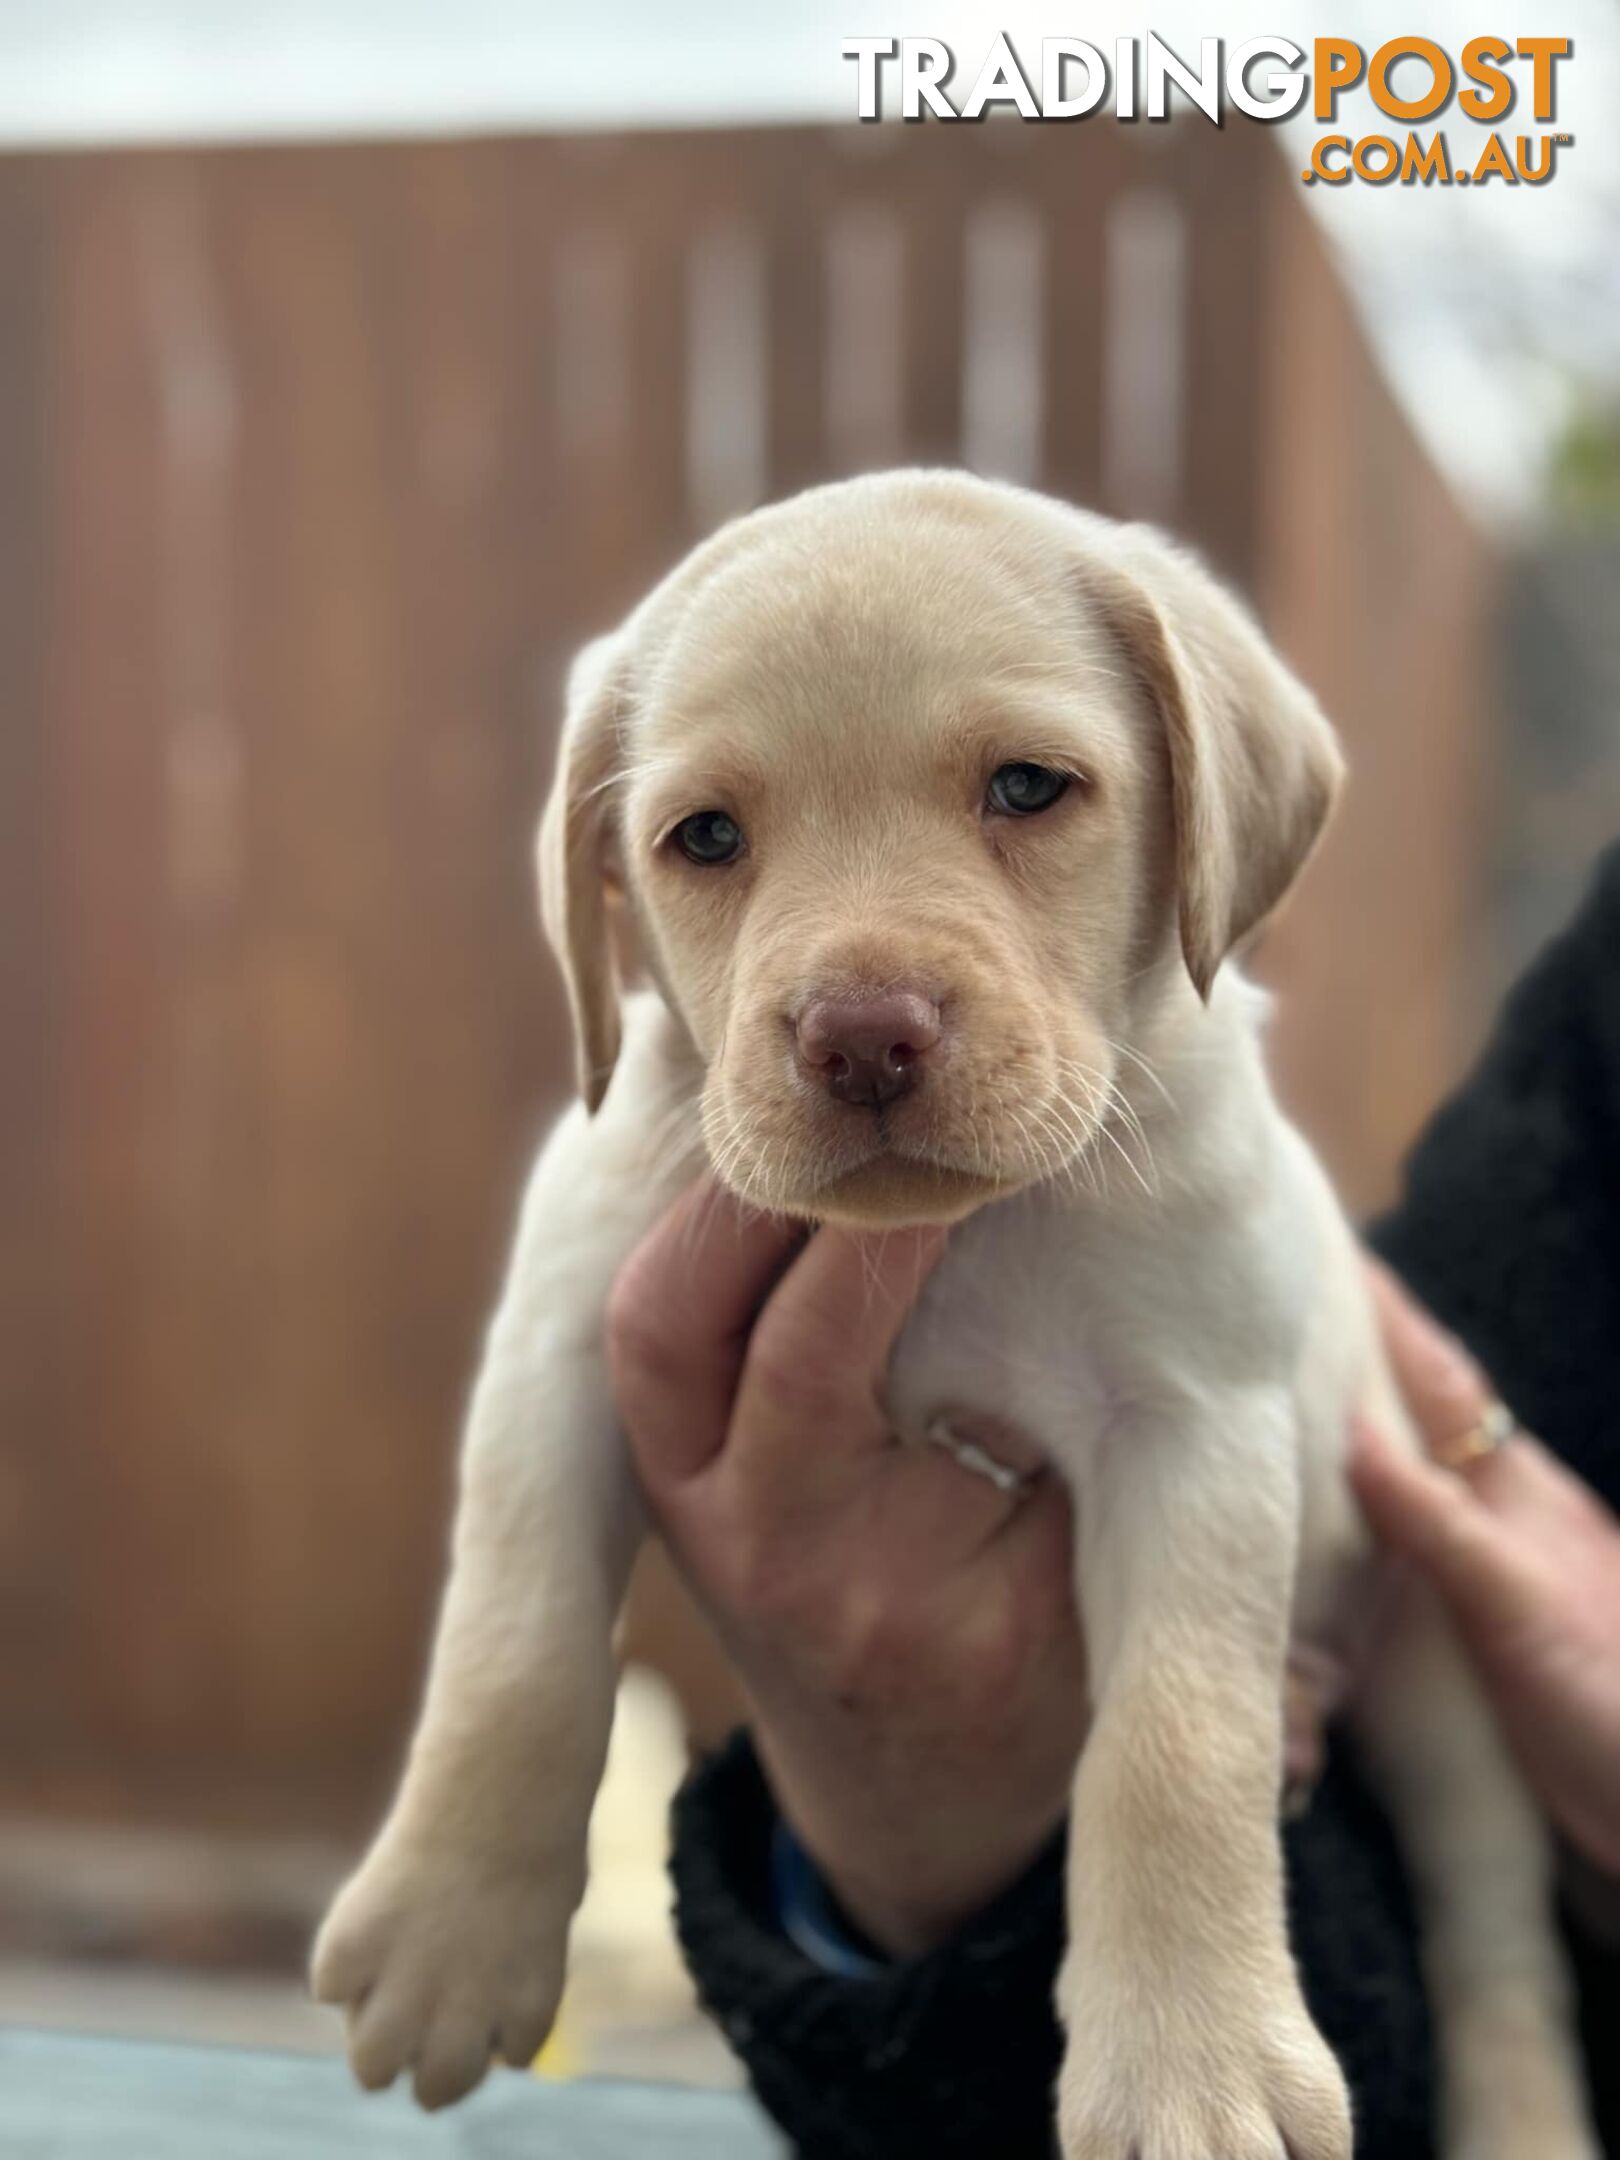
[0,119,1495,1840]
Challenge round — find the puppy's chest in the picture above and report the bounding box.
[883,1196,1143,1479]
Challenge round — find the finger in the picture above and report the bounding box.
[725,1221,950,1503]
[1350,1417,1550,1647]
[863,1407,1054,1563]
[751,1222,952,1398]
[980,1470,1076,1596]
[1358,1407,1616,1564]
[868,1437,1041,1569]
[610,1177,807,1487]
[968,1480,1089,1701]
[1496,1428,1620,1535]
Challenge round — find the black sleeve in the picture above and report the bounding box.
[669,1730,1068,2160]
[670,845,1620,2160]
[670,1726,1441,2159]
[1368,844,1620,1518]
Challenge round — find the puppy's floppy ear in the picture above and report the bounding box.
[1082,529,1343,998]
[538,633,631,1111]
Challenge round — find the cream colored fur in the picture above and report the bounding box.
[313,473,1595,2157]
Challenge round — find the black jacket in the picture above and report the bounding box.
[670,849,1620,2159]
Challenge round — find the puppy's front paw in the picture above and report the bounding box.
[1056,1964,1352,2160]
[311,1833,577,2109]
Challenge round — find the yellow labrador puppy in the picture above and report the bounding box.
[313,473,1595,2158]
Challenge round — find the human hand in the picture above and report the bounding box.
[608,1179,1086,1957]
[1353,1260,1620,1878]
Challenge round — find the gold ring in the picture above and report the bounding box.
[1435,1397,1518,1474]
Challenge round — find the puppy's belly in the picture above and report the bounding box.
[882,1192,1121,1466]
[886,1274,1384,1805]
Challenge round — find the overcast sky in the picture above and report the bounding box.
[2,0,1615,520]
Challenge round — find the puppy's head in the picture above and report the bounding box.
[541,474,1340,1227]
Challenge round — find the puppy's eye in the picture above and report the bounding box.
[987,763,1070,817]
[673,809,745,866]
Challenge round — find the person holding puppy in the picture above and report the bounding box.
[618,848,1620,2160]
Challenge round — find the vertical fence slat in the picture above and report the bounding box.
[898,137,967,467]
[1041,134,1110,513]
[0,160,67,1753]
[763,135,827,499]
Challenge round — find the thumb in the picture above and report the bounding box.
[610,1178,808,1490]
[1351,1418,1548,1651]
[721,1222,951,1514]
[743,1220,952,1412]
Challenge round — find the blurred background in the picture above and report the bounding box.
[2,0,1618,2094]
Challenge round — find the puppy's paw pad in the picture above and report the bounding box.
[1057,1993,1352,2160]
[311,1840,573,2106]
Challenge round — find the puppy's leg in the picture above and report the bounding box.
[312,1090,694,2108]
[1056,1391,1352,2160]
[1354,1580,1598,2159]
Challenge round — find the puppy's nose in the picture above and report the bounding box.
[796,992,941,1108]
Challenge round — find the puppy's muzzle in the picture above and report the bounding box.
[796,990,941,1109]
